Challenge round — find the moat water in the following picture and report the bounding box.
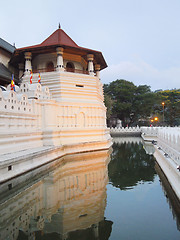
[0,137,180,240]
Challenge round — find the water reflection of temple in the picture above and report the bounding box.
[0,150,113,240]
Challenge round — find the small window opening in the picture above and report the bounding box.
[46,61,54,72]
[8,165,12,171]
[66,62,75,72]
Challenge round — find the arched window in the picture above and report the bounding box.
[66,62,75,72]
[46,61,54,72]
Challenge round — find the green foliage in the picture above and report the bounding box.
[104,78,180,126]
[154,89,180,126]
[104,79,155,126]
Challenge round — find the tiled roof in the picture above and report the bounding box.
[0,38,15,53]
[16,28,103,56]
[12,28,108,70]
[41,28,78,47]
[17,28,79,51]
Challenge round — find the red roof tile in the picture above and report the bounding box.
[40,28,78,47]
[17,28,79,51]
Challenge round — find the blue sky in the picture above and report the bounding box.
[1,0,180,90]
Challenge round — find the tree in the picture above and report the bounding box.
[132,85,155,124]
[154,89,180,126]
[104,80,136,126]
[104,79,156,126]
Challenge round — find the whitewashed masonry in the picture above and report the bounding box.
[0,28,111,183]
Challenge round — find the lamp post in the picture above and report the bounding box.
[162,102,165,124]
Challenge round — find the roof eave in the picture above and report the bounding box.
[12,44,108,70]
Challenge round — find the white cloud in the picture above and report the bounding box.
[101,60,180,91]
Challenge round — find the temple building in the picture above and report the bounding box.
[0,27,111,183]
[10,26,107,100]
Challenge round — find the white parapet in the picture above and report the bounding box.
[0,84,50,155]
[141,126,159,141]
[141,126,180,200]
[157,127,180,165]
[141,126,180,166]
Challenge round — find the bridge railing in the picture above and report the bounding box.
[141,126,159,136]
[110,126,180,165]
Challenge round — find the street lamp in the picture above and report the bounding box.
[162,102,165,124]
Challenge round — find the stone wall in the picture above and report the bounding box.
[0,80,110,156]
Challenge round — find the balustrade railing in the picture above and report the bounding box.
[32,68,56,73]
[157,127,180,165]
[64,67,89,75]
[110,126,180,165]
[32,67,89,75]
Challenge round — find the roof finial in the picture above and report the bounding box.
[58,23,61,29]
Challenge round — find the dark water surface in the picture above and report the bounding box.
[0,137,180,240]
[106,138,180,240]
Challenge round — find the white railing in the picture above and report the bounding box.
[141,126,180,165]
[110,126,180,165]
[141,126,159,137]
[157,127,180,165]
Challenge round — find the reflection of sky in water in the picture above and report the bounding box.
[105,139,180,240]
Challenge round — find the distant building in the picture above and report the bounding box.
[0,38,15,86]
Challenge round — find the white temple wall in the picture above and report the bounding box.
[0,80,108,154]
[22,71,104,103]
[0,86,46,155]
[0,69,111,183]
[21,72,107,131]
